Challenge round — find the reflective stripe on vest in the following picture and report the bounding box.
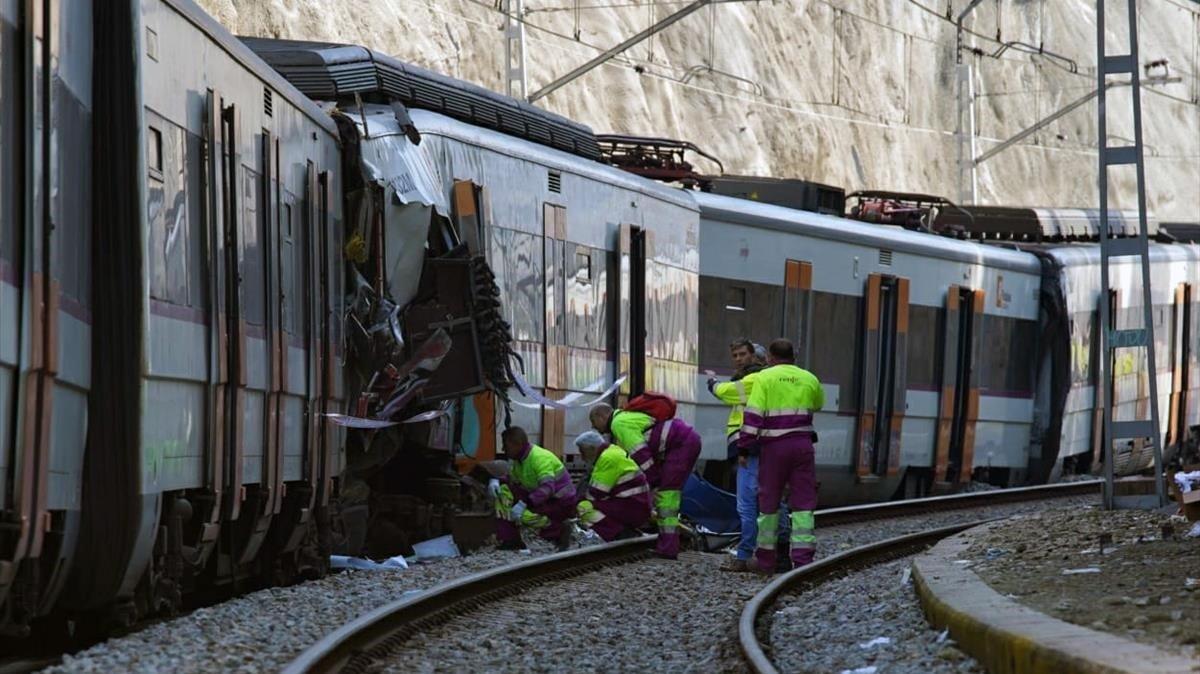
[657,419,674,458]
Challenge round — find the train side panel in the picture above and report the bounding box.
[695,193,1042,505]
[0,0,93,633]
[1046,243,1200,473]
[410,109,699,458]
[66,0,342,623]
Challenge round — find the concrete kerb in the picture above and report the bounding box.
[911,523,1199,674]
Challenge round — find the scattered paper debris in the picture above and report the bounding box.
[936,629,949,644]
[1061,567,1101,575]
[412,534,460,560]
[330,554,410,570]
[839,667,877,674]
[858,637,892,649]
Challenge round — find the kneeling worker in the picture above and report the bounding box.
[573,430,653,541]
[489,426,577,551]
[589,403,701,559]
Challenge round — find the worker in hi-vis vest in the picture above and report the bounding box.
[708,338,773,572]
[573,430,652,541]
[737,339,824,573]
[589,403,701,560]
[489,426,577,551]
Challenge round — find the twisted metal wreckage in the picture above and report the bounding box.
[323,104,625,555]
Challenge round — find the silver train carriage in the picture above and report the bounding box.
[245,39,700,466]
[692,193,1044,506]
[1,0,347,635]
[406,108,699,456]
[0,0,95,636]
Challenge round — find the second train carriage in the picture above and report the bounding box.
[692,192,1045,505]
[245,38,701,465]
[405,107,700,457]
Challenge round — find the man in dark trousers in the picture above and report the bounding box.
[738,339,824,572]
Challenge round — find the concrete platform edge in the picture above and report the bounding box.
[911,523,1198,674]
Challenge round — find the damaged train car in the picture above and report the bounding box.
[244,38,700,558]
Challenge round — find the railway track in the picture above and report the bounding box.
[738,522,982,674]
[285,480,1100,674]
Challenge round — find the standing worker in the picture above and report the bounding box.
[489,426,577,551]
[738,339,824,572]
[573,430,652,541]
[589,401,702,559]
[708,338,766,572]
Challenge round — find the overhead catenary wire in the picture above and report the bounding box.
[418,0,1196,161]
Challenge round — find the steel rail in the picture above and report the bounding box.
[739,521,986,674]
[287,480,1101,673]
[283,536,655,674]
[739,481,1102,673]
[815,479,1101,526]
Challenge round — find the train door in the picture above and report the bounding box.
[933,286,983,486]
[0,0,40,623]
[1167,283,1191,456]
[1,0,93,626]
[194,90,228,567]
[781,260,813,366]
[542,203,566,453]
[1090,290,1117,468]
[855,274,909,479]
[216,100,246,556]
[619,224,647,398]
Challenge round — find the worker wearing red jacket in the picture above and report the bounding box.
[589,403,701,559]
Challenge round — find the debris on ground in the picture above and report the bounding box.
[964,508,1200,658]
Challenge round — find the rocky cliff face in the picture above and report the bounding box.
[201,0,1199,221]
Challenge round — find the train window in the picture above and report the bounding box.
[978,315,1037,396]
[147,119,192,307]
[726,286,746,311]
[808,291,860,398]
[906,304,940,390]
[490,227,544,343]
[575,251,591,283]
[148,126,163,176]
[1070,311,1095,386]
[241,167,266,326]
[282,200,295,334]
[566,245,603,351]
[699,276,782,371]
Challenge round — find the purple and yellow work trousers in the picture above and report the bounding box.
[639,419,702,559]
[494,485,575,543]
[755,434,816,571]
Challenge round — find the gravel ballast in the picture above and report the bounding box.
[767,555,981,674]
[43,493,1097,673]
[962,506,1200,658]
[44,547,554,674]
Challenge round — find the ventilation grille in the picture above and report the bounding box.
[263,87,273,117]
[548,171,562,193]
[878,249,893,266]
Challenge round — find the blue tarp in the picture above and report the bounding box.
[681,473,739,534]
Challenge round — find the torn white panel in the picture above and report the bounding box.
[385,200,432,309]
[354,104,449,215]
